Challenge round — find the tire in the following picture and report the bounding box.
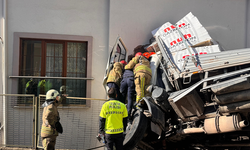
[123,109,148,150]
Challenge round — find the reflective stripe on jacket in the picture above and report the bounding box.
[125,56,151,75]
[41,125,58,137]
[134,65,152,76]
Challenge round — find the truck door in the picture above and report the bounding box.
[103,36,127,93]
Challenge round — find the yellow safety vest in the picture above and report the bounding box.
[99,100,128,134]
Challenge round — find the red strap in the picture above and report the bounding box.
[143,52,155,59]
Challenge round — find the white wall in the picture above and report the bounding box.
[109,0,249,55]
[7,0,110,99]
[247,0,250,48]
[6,0,110,149]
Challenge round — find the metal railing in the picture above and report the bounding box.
[0,94,36,148]
[37,95,107,149]
[0,93,108,149]
[9,76,94,80]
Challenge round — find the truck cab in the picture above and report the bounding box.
[105,30,250,149]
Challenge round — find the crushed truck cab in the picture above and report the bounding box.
[105,12,250,150]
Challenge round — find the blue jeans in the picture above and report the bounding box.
[107,82,124,103]
[120,77,135,117]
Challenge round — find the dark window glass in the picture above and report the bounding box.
[19,39,88,105]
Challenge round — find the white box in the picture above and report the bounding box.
[152,12,221,71]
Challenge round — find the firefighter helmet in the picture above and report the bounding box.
[135,52,143,57]
[46,89,59,100]
[60,85,66,93]
[120,60,127,66]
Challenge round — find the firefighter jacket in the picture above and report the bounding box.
[41,97,64,138]
[125,56,152,77]
[125,56,140,70]
[107,62,123,86]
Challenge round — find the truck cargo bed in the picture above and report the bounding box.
[182,48,250,77]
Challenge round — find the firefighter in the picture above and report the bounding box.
[125,52,152,104]
[41,89,66,150]
[120,55,135,120]
[99,87,128,150]
[106,60,127,103]
[25,78,38,96]
[37,79,52,96]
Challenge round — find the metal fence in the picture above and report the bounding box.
[0,94,36,148]
[0,94,106,150]
[37,95,106,150]
[0,95,4,146]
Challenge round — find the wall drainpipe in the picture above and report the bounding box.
[1,0,7,146]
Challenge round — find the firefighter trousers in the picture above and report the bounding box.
[134,73,151,103]
[42,136,57,150]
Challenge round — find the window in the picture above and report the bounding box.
[13,33,92,106]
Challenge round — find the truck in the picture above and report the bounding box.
[103,13,250,150]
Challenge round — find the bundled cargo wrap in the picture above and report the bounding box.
[152,12,221,71]
[173,45,221,71]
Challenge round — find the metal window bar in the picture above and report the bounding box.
[10,76,95,105]
[9,76,94,80]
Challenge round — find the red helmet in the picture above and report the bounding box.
[120,60,127,65]
[135,52,142,57]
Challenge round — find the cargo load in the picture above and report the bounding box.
[152,12,221,71]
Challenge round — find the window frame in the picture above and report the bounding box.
[13,32,93,107]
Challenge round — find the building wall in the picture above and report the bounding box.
[1,0,250,149]
[109,0,250,54]
[7,0,110,98]
[5,0,110,149]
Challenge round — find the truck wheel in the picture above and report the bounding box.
[123,109,148,150]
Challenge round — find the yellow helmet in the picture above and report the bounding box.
[46,89,59,100]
